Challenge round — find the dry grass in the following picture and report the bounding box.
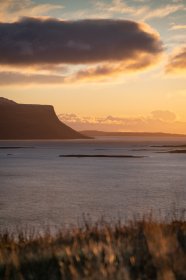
[0,218,185,280]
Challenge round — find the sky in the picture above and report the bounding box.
[0,0,186,133]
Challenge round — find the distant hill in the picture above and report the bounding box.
[0,98,88,140]
[80,130,186,137]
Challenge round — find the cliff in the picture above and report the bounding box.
[0,98,88,140]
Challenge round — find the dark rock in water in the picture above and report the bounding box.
[151,145,186,148]
[0,147,17,149]
[169,150,186,153]
[0,147,34,149]
[59,154,145,158]
[0,98,88,140]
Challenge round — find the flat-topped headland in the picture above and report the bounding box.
[0,97,88,140]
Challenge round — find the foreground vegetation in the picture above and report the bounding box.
[0,218,186,280]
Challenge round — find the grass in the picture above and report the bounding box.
[0,217,186,280]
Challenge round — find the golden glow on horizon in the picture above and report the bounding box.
[4,71,186,134]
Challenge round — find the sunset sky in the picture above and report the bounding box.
[0,0,186,133]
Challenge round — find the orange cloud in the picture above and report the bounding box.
[67,53,161,83]
[150,110,176,122]
[166,47,186,74]
[170,25,186,30]
[0,71,65,86]
[58,111,186,134]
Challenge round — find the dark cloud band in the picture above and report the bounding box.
[0,17,163,66]
[0,71,65,85]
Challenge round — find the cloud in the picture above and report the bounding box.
[150,110,176,122]
[0,17,162,66]
[142,4,183,20]
[67,54,160,83]
[95,1,183,21]
[0,17,163,84]
[0,0,63,22]
[0,71,65,86]
[58,111,186,134]
[170,25,186,30]
[166,47,186,73]
[95,0,136,15]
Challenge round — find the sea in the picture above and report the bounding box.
[0,136,186,231]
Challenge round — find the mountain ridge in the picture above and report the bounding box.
[80,130,186,137]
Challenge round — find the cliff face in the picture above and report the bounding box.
[0,98,87,139]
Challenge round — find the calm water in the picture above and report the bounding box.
[0,137,186,230]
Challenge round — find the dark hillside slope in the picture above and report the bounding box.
[0,98,87,139]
